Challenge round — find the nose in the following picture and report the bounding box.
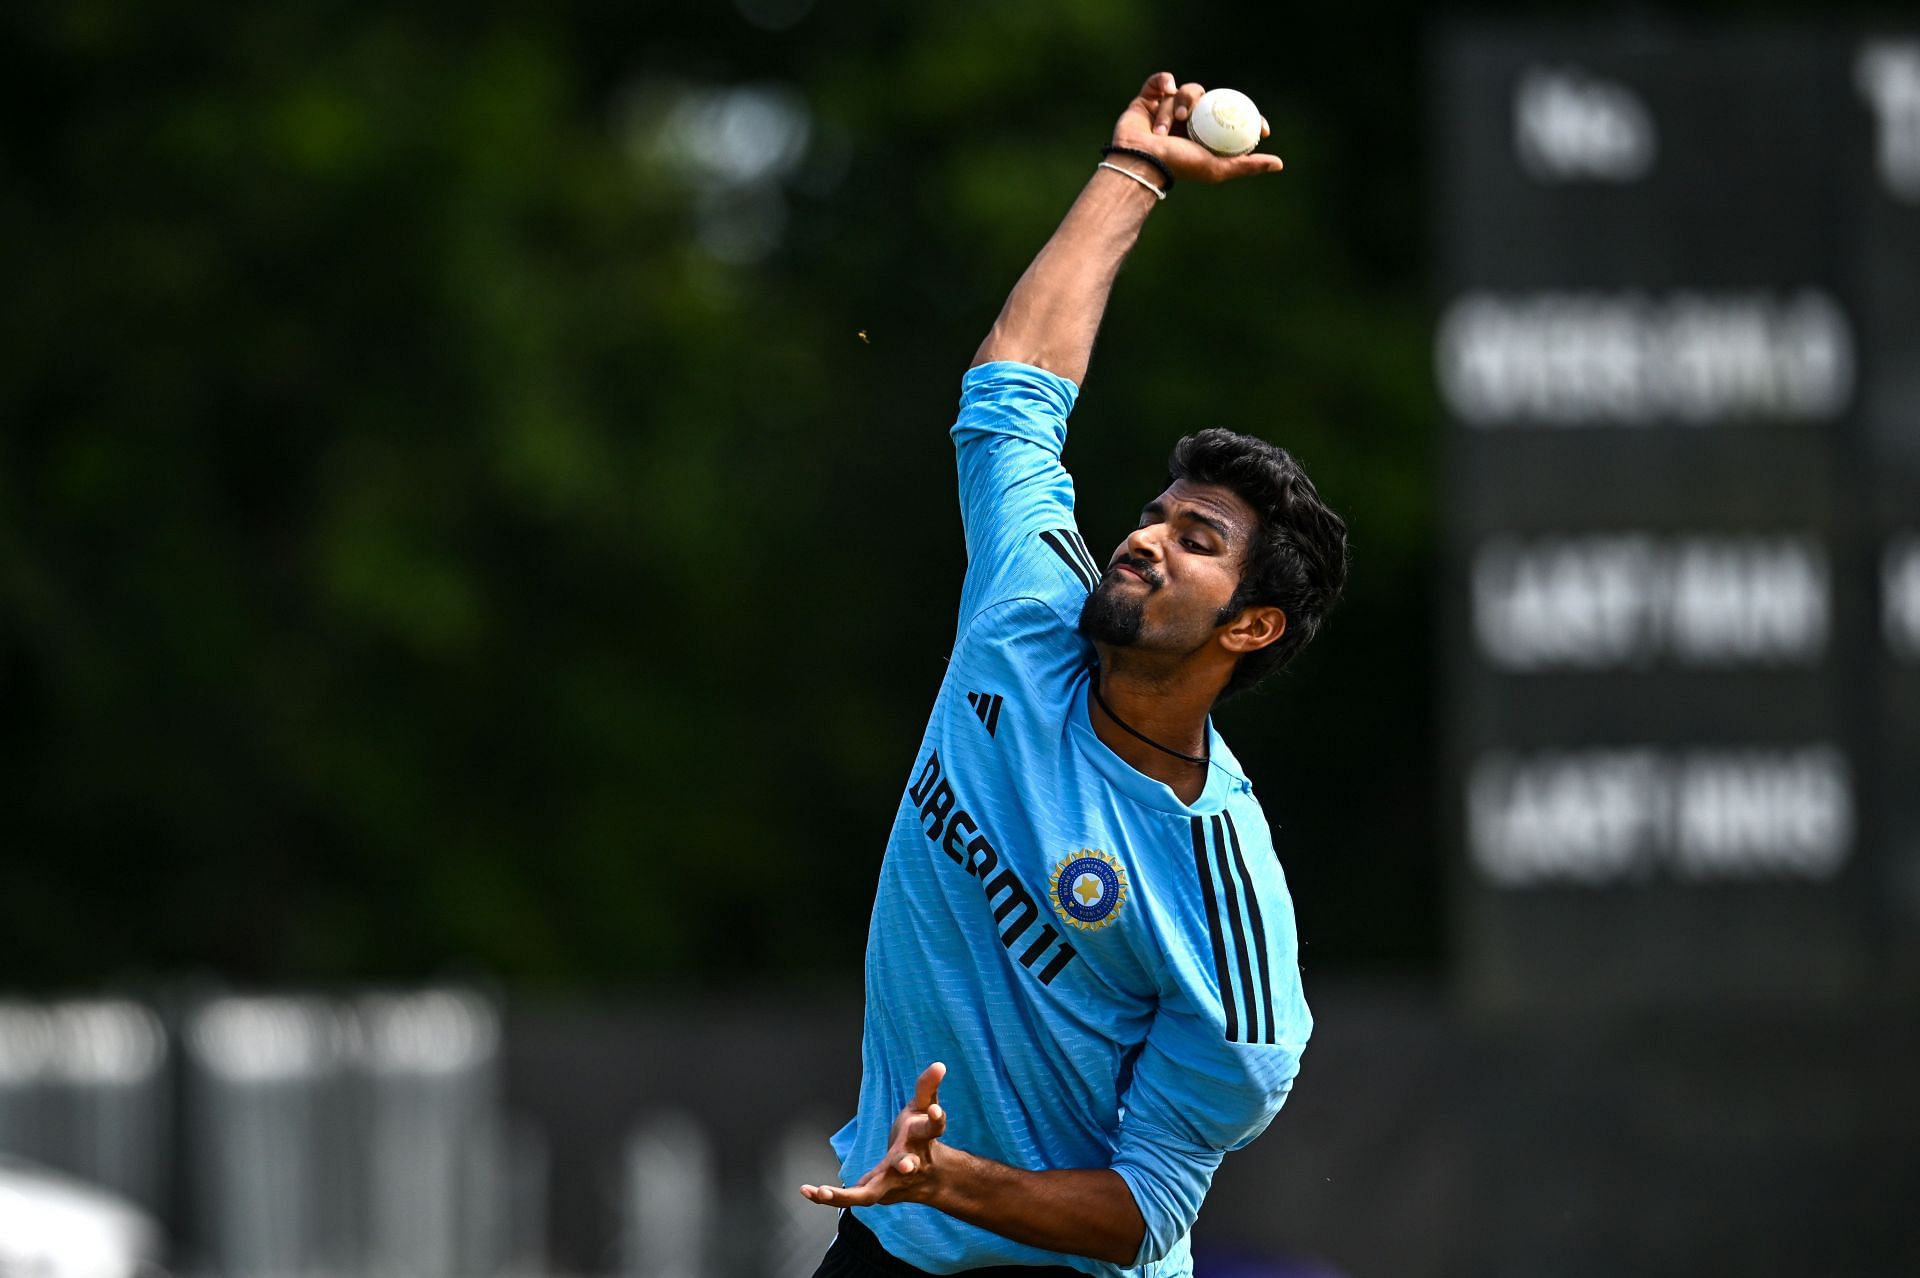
[1121,521,1166,564]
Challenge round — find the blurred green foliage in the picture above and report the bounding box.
[1,1,1439,988]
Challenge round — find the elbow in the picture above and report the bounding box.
[1129,1228,1175,1267]
[1069,1168,1147,1265]
[1105,1170,1179,1265]
[1096,1217,1148,1267]
[1126,1243,1164,1266]
[971,327,1084,385]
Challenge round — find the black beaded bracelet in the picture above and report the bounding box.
[1100,144,1174,192]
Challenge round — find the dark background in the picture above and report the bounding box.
[1,2,1437,990]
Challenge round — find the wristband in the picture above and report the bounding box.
[1096,161,1166,201]
[1100,144,1174,192]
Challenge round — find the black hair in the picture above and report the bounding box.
[1168,428,1349,699]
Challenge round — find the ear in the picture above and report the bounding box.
[1219,604,1287,655]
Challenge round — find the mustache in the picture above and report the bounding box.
[1105,555,1163,588]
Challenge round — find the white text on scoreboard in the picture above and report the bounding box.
[1857,40,1920,202]
[1437,291,1853,426]
[1514,65,1656,183]
[1886,533,1920,659]
[1474,534,1829,670]
[1469,745,1852,886]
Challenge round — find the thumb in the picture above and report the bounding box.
[912,1061,947,1111]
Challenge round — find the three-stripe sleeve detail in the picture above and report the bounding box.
[1040,530,1097,591]
[1193,813,1275,1045]
[1189,816,1237,1044]
[1224,812,1277,1045]
[1211,815,1260,1044]
[1066,531,1104,584]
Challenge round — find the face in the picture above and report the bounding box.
[1078,478,1262,656]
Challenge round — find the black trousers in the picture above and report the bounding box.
[812,1211,1084,1277]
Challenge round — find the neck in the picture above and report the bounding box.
[1087,650,1220,804]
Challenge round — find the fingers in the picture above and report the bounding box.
[800,1153,891,1208]
[1124,73,1283,184]
[911,1061,946,1112]
[1172,81,1207,133]
[1132,71,1181,135]
[901,1102,947,1143]
[1154,92,1178,135]
[1136,70,1176,100]
[1137,70,1178,133]
[800,1179,883,1208]
[797,1125,936,1208]
[1206,152,1284,183]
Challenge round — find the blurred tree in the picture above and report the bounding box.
[0,0,1437,988]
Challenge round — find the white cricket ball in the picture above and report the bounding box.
[1187,88,1262,157]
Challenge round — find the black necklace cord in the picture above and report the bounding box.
[1090,669,1209,767]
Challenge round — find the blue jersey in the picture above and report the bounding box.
[830,362,1312,1274]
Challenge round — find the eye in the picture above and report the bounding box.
[1182,538,1208,553]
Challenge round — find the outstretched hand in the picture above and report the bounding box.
[800,1061,948,1208]
[1112,71,1284,185]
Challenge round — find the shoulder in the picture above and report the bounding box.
[953,595,1092,694]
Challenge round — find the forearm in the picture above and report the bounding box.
[970,163,1160,386]
[919,1142,1145,1265]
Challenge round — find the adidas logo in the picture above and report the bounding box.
[965,690,1004,737]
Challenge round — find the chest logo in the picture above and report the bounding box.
[1051,850,1129,931]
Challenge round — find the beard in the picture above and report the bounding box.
[1078,577,1146,646]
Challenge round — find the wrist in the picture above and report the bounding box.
[1100,143,1174,192]
[1094,159,1166,205]
[1096,144,1170,204]
[913,1139,963,1209]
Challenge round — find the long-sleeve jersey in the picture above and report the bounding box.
[831,361,1311,1274]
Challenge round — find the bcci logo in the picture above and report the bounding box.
[1051,850,1128,932]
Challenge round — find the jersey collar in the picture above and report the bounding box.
[1068,669,1244,815]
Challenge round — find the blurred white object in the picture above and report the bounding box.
[185,988,512,1278]
[358,990,502,1278]
[763,1123,841,1278]
[1514,65,1655,182]
[623,1111,714,1278]
[1856,40,1920,201]
[0,1158,163,1278]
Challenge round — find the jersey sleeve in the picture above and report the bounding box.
[950,361,1105,627]
[1108,844,1312,1265]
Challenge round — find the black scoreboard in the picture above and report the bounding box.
[1436,25,1920,1006]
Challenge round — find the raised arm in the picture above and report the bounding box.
[971,71,1284,385]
